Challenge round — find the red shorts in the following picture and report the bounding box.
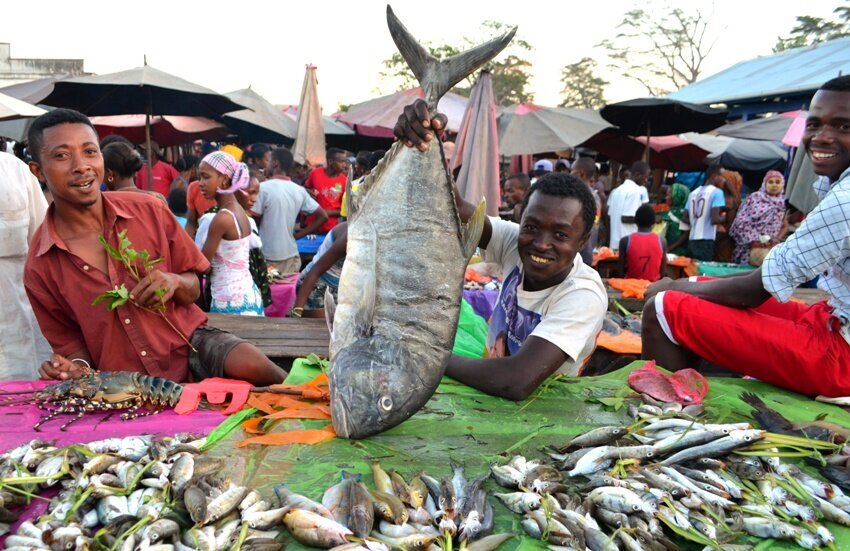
[655,291,850,397]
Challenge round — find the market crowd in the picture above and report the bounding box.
[1,74,849,401]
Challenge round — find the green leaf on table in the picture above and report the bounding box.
[592,396,625,410]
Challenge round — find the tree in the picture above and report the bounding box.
[774,7,850,52]
[559,58,609,109]
[596,5,716,96]
[379,21,534,107]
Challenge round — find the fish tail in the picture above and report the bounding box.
[386,5,515,111]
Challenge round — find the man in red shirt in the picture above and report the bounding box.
[135,140,179,197]
[303,148,348,233]
[23,109,285,385]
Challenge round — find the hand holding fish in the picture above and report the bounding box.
[393,99,448,151]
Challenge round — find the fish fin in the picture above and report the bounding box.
[461,199,487,260]
[341,470,362,482]
[386,6,515,108]
[353,223,378,337]
[324,288,336,337]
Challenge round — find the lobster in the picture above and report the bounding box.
[25,371,184,431]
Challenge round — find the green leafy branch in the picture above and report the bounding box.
[92,229,195,351]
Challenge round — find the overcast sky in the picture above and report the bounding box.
[0,1,842,113]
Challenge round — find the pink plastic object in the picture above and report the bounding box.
[175,377,252,415]
[627,361,709,405]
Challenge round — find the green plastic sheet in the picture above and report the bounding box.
[208,360,850,550]
[452,298,489,358]
[697,261,755,277]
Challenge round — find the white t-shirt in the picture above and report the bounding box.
[0,152,51,380]
[483,217,607,376]
[607,180,649,250]
[685,184,725,241]
[251,178,319,261]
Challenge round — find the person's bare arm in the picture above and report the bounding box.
[293,233,347,310]
[618,236,629,276]
[295,207,329,239]
[645,267,770,309]
[394,99,493,249]
[621,214,636,224]
[445,337,568,401]
[185,208,199,239]
[710,206,725,225]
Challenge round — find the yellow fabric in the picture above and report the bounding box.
[220,144,244,162]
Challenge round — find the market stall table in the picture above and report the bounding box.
[4,361,850,550]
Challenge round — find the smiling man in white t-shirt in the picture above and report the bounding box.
[395,99,607,400]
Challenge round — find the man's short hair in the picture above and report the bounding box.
[368,150,386,170]
[355,151,371,168]
[245,143,270,162]
[635,203,656,227]
[28,108,97,163]
[271,147,293,173]
[573,157,597,177]
[706,163,723,180]
[327,147,345,161]
[505,173,530,190]
[522,172,596,237]
[630,160,650,175]
[820,75,850,92]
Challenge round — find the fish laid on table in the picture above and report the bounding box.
[326,5,516,439]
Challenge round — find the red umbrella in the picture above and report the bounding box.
[334,88,468,138]
[452,71,500,216]
[582,131,709,171]
[91,114,226,147]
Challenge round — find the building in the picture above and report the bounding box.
[0,43,86,88]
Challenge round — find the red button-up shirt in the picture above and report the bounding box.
[25,192,209,382]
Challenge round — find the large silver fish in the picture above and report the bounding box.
[327,6,516,439]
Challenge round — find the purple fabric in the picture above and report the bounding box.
[728,170,786,264]
[463,289,500,321]
[265,277,298,318]
[0,380,226,452]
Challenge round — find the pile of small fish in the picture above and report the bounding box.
[275,461,513,550]
[490,401,850,550]
[0,435,284,550]
[601,311,642,336]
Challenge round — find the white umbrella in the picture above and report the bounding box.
[0,91,46,122]
[293,65,327,167]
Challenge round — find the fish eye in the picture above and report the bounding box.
[379,396,393,411]
[632,504,640,511]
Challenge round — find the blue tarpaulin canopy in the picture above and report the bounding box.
[668,37,850,117]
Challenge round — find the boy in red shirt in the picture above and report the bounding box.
[618,204,667,281]
[303,148,347,233]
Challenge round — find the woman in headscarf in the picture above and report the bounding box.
[197,151,265,316]
[729,170,787,265]
[661,183,690,256]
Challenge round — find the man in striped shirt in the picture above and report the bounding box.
[641,75,850,397]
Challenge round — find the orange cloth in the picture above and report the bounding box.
[237,373,337,447]
[592,247,618,267]
[596,330,642,354]
[606,278,652,299]
[465,267,492,284]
